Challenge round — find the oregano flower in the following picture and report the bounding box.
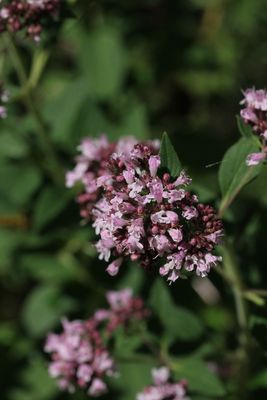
[45,318,117,396]
[93,143,223,283]
[0,0,61,42]
[66,135,159,221]
[136,367,190,400]
[240,88,267,166]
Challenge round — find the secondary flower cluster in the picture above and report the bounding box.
[240,88,267,166]
[137,367,190,400]
[66,135,159,221]
[94,288,149,334]
[45,288,148,397]
[0,83,8,119]
[45,318,116,396]
[0,0,61,42]
[93,144,223,283]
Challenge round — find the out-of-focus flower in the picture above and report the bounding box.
[93,144,223,283]
[44,318,117,397]
[0,0,61,42]
[0,83,9,119]
[66,135,159,221]
[94,288,149,334]
[246,151,267,166]
[136,367,190,400]
[240,88,267,166]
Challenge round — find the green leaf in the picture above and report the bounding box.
[174,357,226,396]
[112,360,154,399]
[149,279,204,342]
[32,187,71,230]
[160,132,182,177]
[22,285,76,337]
[0,228,25,273]
[113,326,144,357]
[45,78,90,148]
[80,25,126,99]
[250,368,267,389]
[0,163,41,207]
[219,137,262,215]
[0,131,28,158]
[236,115,254,138]
[20,254,78,285]
[9,357,57,400]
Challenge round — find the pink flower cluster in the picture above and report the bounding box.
[45,318,116,396]
[0,0,61,42]
[0,83,8,119]
[240,88,267,166]
[136,367,190,400]
[93,144,223,283]
[45,289,148,396]
[66,135,159,221]
[94,288,149,334]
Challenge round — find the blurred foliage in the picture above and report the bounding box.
[0,0,267,399]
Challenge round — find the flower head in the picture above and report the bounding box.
[0,83,8,119]
[240,88,267,167]
[44,318,117,397]
[94,288,149,334]
[0,0,61,42]
[66,135,159,221]
[136,367,190,400]
[93,144,223,283]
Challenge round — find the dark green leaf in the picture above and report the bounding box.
[160,132,182,177]
[22,285,76,337]
[149,279,204,342]
[80,25,126,99]
[250,368,267,389]
[33,187,71,230]
[236,115,254,138]
[174,357,226,396]
[0,132,28,158]
[9,357,57,400]
[112,360,154,399]
[219,137,262,214]
[0,163,41,207]
[20,254,78,284]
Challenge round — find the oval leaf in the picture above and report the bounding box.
[160,132,182,178]
[219,137,262,215]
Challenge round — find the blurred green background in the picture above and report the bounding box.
[1,0,267,399]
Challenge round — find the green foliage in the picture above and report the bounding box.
[174,357,226,397]
[160,133,182,177]
[22,285,76,337]
[219,137,262,214]
[1,0,267,399]
[80,25,126,100]
[149,279,204,343]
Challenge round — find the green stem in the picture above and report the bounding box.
[4,34,63,184]
[221,243,248,336]
[221,242,250,399]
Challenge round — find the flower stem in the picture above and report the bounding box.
[4,33,64,184]
[221,243,248,337]
[221,241,250,398]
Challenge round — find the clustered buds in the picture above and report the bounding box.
[240,88,267,166]
[94,288,149,334]
[136,367,190,400]
[45,288,148,397]
[45,318,116,396]
[93,144,223,283]
[66,135,159,221]
[0,0,61,42]
[0,82,9,119]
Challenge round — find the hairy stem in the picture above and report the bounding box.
[4,34,63,184]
